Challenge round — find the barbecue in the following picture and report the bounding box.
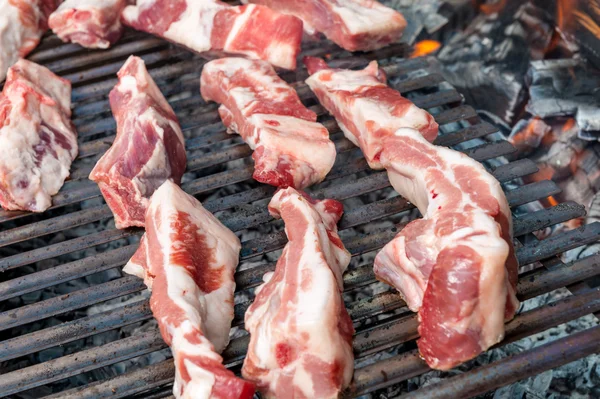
[1,0,600,398]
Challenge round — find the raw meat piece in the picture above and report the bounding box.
[48,0,126,49]
[304,57,438,169]
[374,128,519,370]
[122,0,303,70]
[305,58,518,370]
[124,180,255,399]
[0,0,57,81]
[0,59,77,212]
[242,0,406,52]
[243,187,354,398]
[89,56,186,229]
[201,57,336,189]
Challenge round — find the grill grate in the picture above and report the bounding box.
[0,29,599,399]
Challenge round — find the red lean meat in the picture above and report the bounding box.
[124,180,255,399]
[122,0,303,70]
[201,58,336,189]
[0,59,77,212]
[242,0,406,52]
[0,0,57,81]
[305,58,519,370]
[48,0,127,49]
[89,56,186,229]
[242,187,354,398]
[304,57,438,169]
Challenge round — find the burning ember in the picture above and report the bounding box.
[410,40,441,58]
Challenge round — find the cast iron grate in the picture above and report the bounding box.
[0,29,599,399]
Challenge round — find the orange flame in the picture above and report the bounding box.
[410,40,441,58]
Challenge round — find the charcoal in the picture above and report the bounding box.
[508,117,551,156]
[526,59,600,133]
[492,381,527,399]
[385,0,450,44]
[437,1,553,124]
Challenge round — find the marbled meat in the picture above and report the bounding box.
[89,55,187,229]
[0,59,77,212]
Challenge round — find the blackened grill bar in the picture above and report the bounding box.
[0,27,598,399]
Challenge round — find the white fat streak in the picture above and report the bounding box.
[0,0,44,81]
[130,110,170,198]
[117,75,139,96]
[164,1,226,53]
[122,260,145,279]
[307,65,383,92]
[331,0,404,35]
[223,4,253,52]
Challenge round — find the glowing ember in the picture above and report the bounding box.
[508,117,551,155]
[480,0,507,15]
[410,40,441,58]
[547,195,559,207]
[562,118,577,132]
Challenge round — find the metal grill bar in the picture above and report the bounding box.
[1,29,598,399]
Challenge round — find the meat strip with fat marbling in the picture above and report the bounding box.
[305,57,519,370]
[89,55,187,229]
[122,0,303,70]
[243,187,354,398]
[124,180,255,399]
[201,57,336,189]
[0,59,77,212]
[49,0,127,49]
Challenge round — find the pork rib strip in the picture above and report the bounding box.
[305,57,519,370]
[89,55,187,229]
[242,0,406,52]
[124,180,255,399]
[122,0,303,70]
[201,57,336,189]
[48,0,126,49]
[0,59,77,212]
[243,187,354,398]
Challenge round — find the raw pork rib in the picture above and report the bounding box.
[243,187,354,398]
[0,0,57,81]
[122,0,303,70]
[304,57,438,169]
[201,58,336,189]
[124,180,255,399]
[375,128,519,370]
[305,58,518,370]
[89,56,186,229]
[0,59,77,212]
[48,0,126,49]
[242,0,406,52]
